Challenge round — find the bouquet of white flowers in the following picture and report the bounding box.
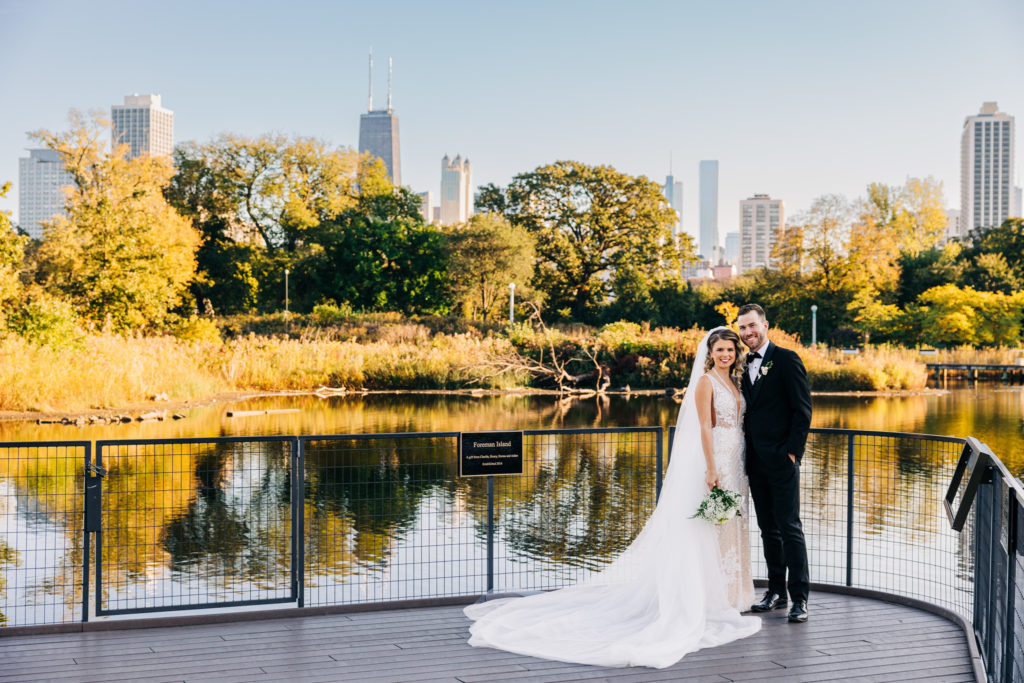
[692,485,744,524]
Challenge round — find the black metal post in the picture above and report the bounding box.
[295,438,305,608]
[82,442,91,623]
[986,468,1001,672]
[655,428,664,502]
[1004,491,1018,683]
[486,475,494,592]
[846,433,855,587]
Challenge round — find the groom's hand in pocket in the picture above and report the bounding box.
[788,453,797,464]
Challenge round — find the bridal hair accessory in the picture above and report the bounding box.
[691,485,743,524]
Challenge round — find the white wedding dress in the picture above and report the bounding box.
[464,328,761,669]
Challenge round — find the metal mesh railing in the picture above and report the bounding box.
[0,425,1002,652]
[490,428,661,593]
[301,432,472,606]
[299,428,661,607]
[0,441,88,627]
[94,437,296,615]
[959,440,1024,683]
[753,429,974,618]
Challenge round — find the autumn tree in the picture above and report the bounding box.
[30,111,200,330]
[169,134,362,254]
[443,213,536,321]
[0,182,27,307]
[478,161,686,319]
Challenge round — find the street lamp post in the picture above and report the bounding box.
[811,304,818,347]
[509,283,516,324]
[284,268,290,322]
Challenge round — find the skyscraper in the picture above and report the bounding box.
[18,148,73,239]
[960,102,1015,234]
[440,154,472,225]
[417,191,434,224]
[111,94,174,159]
[663,173,683,237]
[724,231,740,266]
[739,194,784,273]
[358,50,401,186]
[699,160,719,260]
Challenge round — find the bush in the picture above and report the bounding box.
[311,302,354,325]
[169,316,221,343]
[5,293,82,348]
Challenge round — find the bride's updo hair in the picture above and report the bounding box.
[703,328,744,377]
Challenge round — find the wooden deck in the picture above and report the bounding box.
[0,592,980,682]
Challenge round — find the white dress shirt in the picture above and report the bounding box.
[747,340,770,384]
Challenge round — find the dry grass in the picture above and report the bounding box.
[2,320,982,413]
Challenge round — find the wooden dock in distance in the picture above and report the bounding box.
[0,592,980,682]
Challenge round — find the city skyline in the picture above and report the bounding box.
[1,0,1022,239]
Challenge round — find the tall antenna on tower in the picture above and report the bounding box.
[387,57,393,112]
[669,150,673,175]
[368,47,374,112]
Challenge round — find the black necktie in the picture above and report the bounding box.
[747,352,761,360]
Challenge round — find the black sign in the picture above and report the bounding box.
[459,431,524,477]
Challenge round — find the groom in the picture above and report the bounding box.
[737,304,812,623]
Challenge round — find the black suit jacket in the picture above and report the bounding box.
[741,342,812,467]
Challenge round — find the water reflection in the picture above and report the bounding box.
[1,386,1019,625]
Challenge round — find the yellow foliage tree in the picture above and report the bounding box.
[30,111,200,330]
[917,284,1024,346]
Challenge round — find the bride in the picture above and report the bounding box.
[464,327,760,669]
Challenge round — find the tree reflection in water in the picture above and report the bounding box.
[1,387,1018,625]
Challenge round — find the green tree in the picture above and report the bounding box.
[962,218,1024,286]
[443,213,536,321]
[30,111,200,330]
[895,243,965,306]
[166,137,385,313]
[300,187,450,314]
[478,161,686,319]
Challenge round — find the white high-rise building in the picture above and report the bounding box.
[699,160,719,260]
[739,194,784,273]
[663,173,683,237]
[111,94,174,159]
[961,102,1015,234]
[18,148,73,239]
[440,154,472,225]
[417,191,434,224]
[944,209,962,243]
[724,231,740,266]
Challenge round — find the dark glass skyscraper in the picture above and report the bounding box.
[358,51,401,186]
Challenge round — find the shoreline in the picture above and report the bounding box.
[0,386,954,425]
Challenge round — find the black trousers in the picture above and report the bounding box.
[747,458,809,603]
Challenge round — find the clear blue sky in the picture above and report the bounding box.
[1,0,1022,241]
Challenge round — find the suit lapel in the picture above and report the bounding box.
[748,342,775,407]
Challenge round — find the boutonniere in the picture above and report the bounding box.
[759,361,774,377]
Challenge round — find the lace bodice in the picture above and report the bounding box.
[709,372,745,431]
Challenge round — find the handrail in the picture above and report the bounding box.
[945,437,1024,531]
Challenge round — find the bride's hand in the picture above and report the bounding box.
[705,470,718,490]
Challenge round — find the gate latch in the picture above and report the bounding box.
[84,463,105,533]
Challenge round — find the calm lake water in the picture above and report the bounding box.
[0,385,1015,626]
[2,384,1021,474]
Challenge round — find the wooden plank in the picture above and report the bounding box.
[0,593,977,683]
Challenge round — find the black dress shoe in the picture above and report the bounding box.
[788,600,809,623]
[750,591,787,612]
